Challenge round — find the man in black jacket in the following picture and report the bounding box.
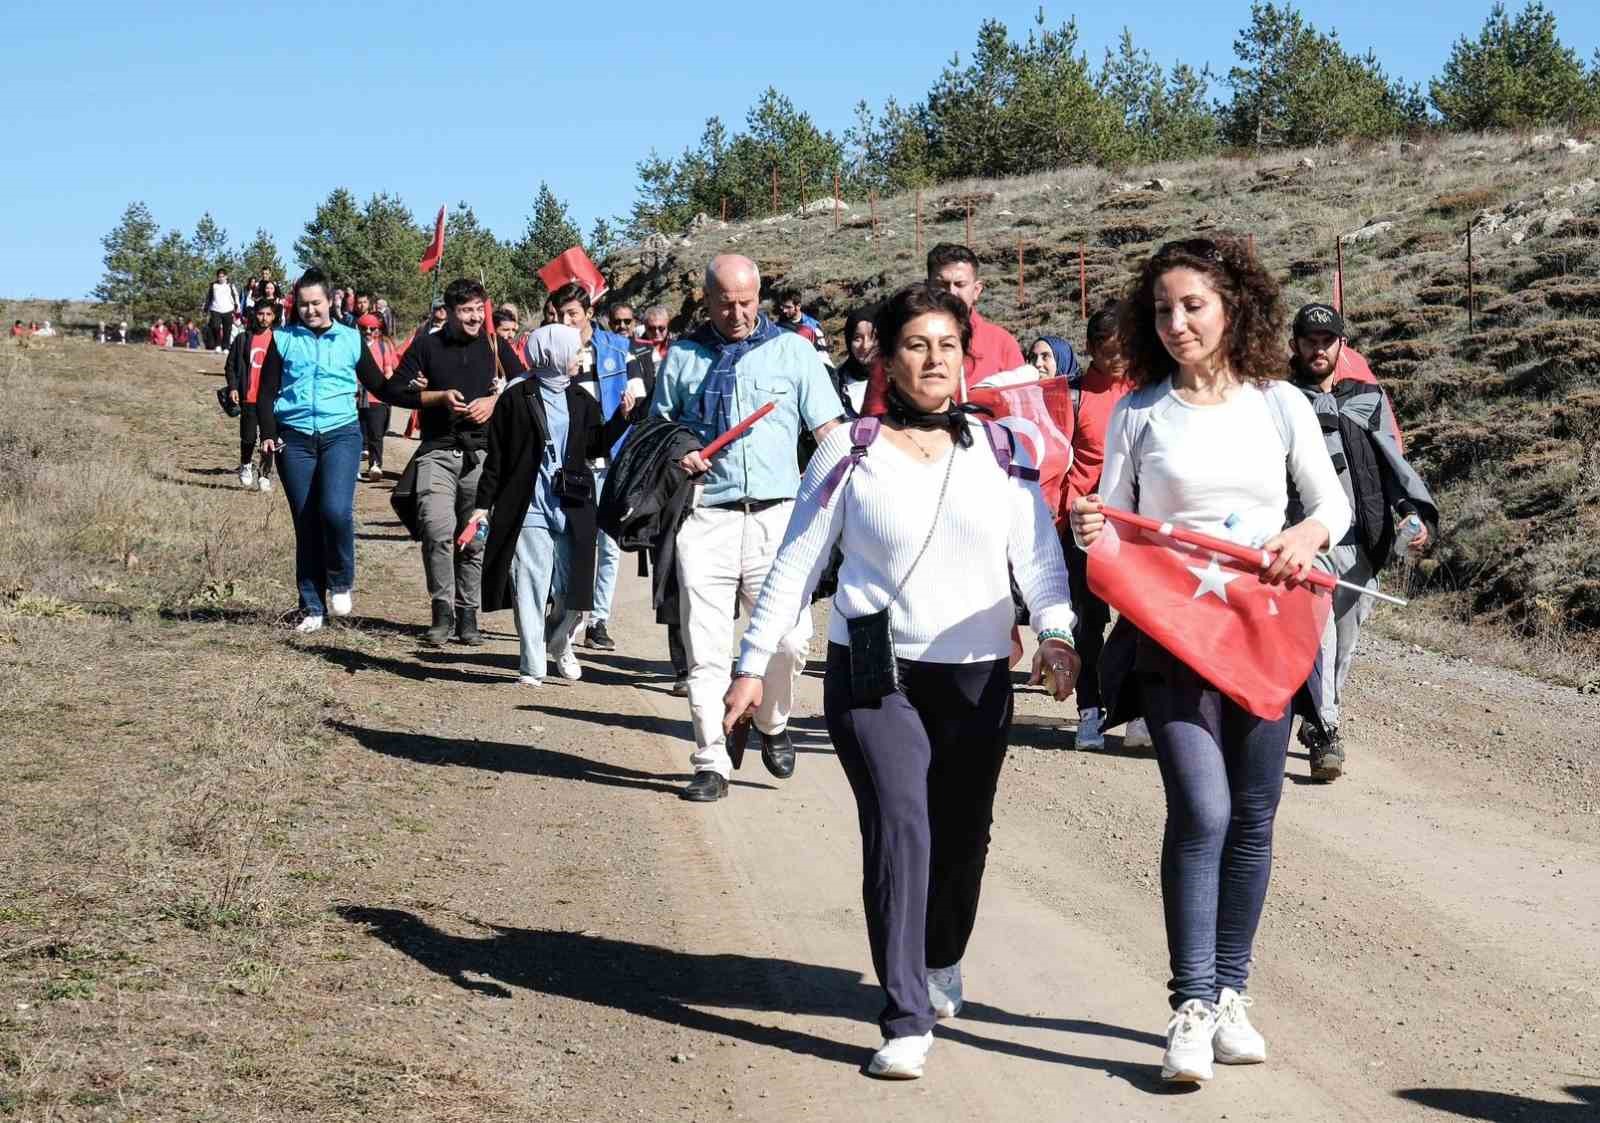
[392,277,526,645]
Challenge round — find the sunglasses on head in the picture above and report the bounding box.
[1158,238,1222,260]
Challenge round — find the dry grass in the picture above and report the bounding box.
[0,337,526,1120]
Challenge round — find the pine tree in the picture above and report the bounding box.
[442,202,514,307]
[1430,1,1598,129]
[510,183,583,309]
[189,213,233,274]
[238,229,286,286]
[94,202,159,314]
[294,188,364,283]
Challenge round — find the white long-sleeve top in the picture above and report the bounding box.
[737,417,1077,675]
[1097,378,1352,550]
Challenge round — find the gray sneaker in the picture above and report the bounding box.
[928,961,963,1019]
[1075,706,1105,750]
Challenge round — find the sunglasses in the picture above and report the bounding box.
[643,324,668,336]
[1158,238,1222,260]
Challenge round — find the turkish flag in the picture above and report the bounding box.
[1086,513,1331,720]
[538,246,608,301]
[967,376,1075,515]
[418,206,446,274]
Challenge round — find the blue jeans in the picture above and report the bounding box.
[591,467,619,621]
[275,421,361,616]
[512,523,580,678]
[1142,643,1291,1009]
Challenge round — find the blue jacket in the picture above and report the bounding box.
[271,321,365,435]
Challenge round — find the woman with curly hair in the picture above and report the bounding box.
[1070,237,1349,1084]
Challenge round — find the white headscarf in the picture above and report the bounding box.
[524,323,581,392]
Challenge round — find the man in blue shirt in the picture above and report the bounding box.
[651,254,842,802]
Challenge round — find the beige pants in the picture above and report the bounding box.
[675,500,811,778]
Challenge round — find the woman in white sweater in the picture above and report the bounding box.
[724,284,1080,1080]
[1071,237,1351,1085]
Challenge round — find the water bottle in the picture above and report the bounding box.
[1392,514,1423,559]
[471,519,489,551]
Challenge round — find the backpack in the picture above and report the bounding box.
[817,413,1040,509]
[1122,381,1294,509]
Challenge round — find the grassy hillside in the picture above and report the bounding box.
[604,130,1600,648]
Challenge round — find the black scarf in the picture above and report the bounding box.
[884,383,987,447]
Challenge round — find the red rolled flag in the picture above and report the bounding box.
[418,206,446,274]
[1086,507,1332,720]
[538,246,608,302]
[702,401,774,459]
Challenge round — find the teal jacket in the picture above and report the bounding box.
[271,321,365,435]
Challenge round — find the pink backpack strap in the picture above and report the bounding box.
[818,416,880,508]
[981,419,1039,482]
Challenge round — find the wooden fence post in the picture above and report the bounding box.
[915,189,923,257]
[965,202,973,248]
[833,171,841,232]
[1334,236,1345,315]
[1466,226,1475,335]
[869,190,878,239]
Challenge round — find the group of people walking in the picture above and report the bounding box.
[237,232,1435,1085]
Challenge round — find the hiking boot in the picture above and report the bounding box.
[1213,988,1267,1064]
[868,1032,933,1079]
[424,601,453,646]
[928,962,964,1019]
[1309,726,1346,782]
[455,608,484,646]
[1162,999,1217,1083]
[680,770,728,802]
[584,620,615,650]
[1074,706,1105,750]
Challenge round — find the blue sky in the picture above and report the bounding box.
[4,0,1596,299]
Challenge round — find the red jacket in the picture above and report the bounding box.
[962,311,1025,395]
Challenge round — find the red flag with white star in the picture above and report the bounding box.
[1086,508,1332,719]
[967,376,1075,516]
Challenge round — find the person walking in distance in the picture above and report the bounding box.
[651,254,843,802]
[640,305,673,364]
[472,325,638,685]
[1287,303,1436,780]
[925,243,1024,395]
[1061,306,1135,750]
[549,282,654,654]
[392,278,525,647]
[357,313,400,482]
[224,297,280,492]
[1071,238,1351,1084]
[204,269,240,353]
[726,283,1079,1079]
[254,268,419,633]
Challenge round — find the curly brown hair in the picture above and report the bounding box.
[1117,236,1286,388]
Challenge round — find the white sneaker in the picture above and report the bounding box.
[1162,999,1217,1083]
[257,475,273,493]
[516,674,542,686]
[237,464,255,488]
[928,962,963,1019]
[1213,988,1266,1064]
[867,1031,933,1079]
[328,591,353,617]
[551,648,582,681]
[1075,706,1105,750]
[1122,717,1153,749]
[294,614,325,635]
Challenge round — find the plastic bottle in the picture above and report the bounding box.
[1392,514,1423,559]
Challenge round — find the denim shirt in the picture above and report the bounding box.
[648,331,839,506]
[523,384,570,532]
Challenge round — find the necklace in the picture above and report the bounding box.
[902,428,941,461]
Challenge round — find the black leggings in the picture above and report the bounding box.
[208,311,233,349]
[238,405,272,475]
[360,404,390,469]
[1065,544,1110,709]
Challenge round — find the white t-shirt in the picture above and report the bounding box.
[1097,378,1351,549]
[209,282,237,314]
[738,417,1075,672]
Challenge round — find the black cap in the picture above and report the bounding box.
[1293,303,1344,338]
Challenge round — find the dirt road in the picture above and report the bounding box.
[325,432,1599,1122]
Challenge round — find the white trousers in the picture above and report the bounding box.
[675,500,811,779]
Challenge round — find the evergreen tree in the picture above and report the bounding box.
[294,188,364,283]
[441,202,514,307]
[358,193,429,322]
[238,228,286,285]
[189,213,233,274]
[510,182,583,308]
[1429,1,1597,129]
[589,217,619,261]
[1100,30,1220,163]
[94,202,160,314]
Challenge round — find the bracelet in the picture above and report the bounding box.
[1036,629,1076,649]
[732,670,763,680]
